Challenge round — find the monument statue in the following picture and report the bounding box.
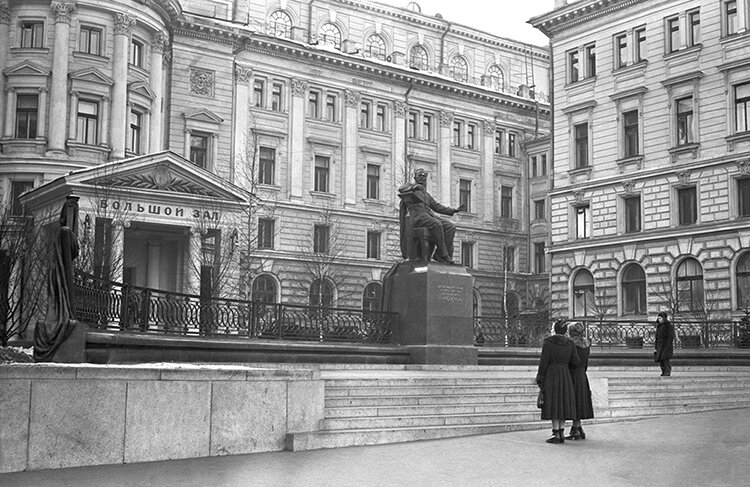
[398,168,465,264]
[34,195,81,362]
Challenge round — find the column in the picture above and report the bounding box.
[47,1,76,153]
[111,219,128,284]
[0,0,10,137]
[438,110,454,203]
[289,78,308,201]
[481,120,495,223]
[100,96,110,146]
[393,101,408,188]
[343,89,360,206]
[3,89,14,137]
[37,88,47,138]
[149,32,168,152]
[147,240,161,289]
[233,65,251,186]
[110,12,135,160]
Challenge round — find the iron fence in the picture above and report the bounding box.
[73,271,396,344]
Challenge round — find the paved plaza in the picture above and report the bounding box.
[2,408,748,487]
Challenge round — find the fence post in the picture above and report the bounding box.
[120,285,130,329]
[140,289,151,331]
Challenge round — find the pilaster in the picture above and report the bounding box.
[438,110,454,203]
[47,1,76,154]
[110,12,135,160]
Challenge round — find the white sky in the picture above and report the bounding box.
[373,0,556,46]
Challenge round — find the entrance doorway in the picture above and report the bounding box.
[123,222,188,293]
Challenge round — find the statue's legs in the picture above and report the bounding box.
[441,219,456,258]
[419,218,448,260]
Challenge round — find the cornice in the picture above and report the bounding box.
[529,0,645,38]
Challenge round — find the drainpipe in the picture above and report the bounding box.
[439,22,452,73]
[403,82,413,184]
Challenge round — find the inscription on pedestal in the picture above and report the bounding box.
[437,285,464,303]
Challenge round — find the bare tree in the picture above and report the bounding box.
[590,286,617,325]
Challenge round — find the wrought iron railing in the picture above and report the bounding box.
[73,271,396,344]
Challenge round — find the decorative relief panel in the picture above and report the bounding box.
[190,68,214,97]
[291,79,308,96]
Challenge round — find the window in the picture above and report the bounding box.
[739,178,750,217]
[325,93,337,122]
[366,164,380,200]
[534,242,546,273]
[257,218,275,249]
[129,109,142,154]
[131,39,143,68]
[568,50,579,83]
[459,179,472,213]
[678,186,697,226]
[488,64,504,91]
[79,26,102,55]
[308,91,320,118]
[585,44,596,77]
[615,33,627,68]
[501,186,513,218]
[10,181,33,216]
[409,45,429,70]
[363,283,382,312]
[667,16,680,53]
[725,1,739,36]
[15,94,38,139]
[573,270,595,317]
[461,242,474,268]
[365,34,386,60]
[531,156,538,178]
[253,79,265,108]
[422,113,432,140]
[366,231,381,259]
[574,123,589,168]
[624,196,641,233]
[271,82,283,111]
[376,104,386,131]
[494,129,504,155]
[532,155,548,177]
[20,21,43,48]
[314,155,330,192]
[676,258,704,312]
[319,23,341,49]
[259,147,275,185]
[576,204,590,239]
[534,199,546,220]
[467,123,477,150]
[252,275,277,303]
[450,56,468,82]
[736,253,750,309]
[313,224,330,254]
[508,133,516,157]
[635,27,647,62]
[360,101,371,129]
[676,97,694,145]
[504,246,515,272]
[76,100,99,145]
[309,278,333,309]
[268,10,292,39]
[540,154,547,175]
[407,111,417,138]
[622,263,646,315]
[189,133,208,168]
[735,83,750,133]
[688,10,700,46]
[453,121,463,146]
[623,109,639,157]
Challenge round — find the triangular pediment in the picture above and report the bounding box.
[70,67,114,86]
[183,108,224,124]
[129,81,156,101]
[4,61,49,77]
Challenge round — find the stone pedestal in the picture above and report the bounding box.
[49,321,88,363]
[384,261,477,365]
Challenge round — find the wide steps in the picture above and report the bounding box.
[326,392,536,408]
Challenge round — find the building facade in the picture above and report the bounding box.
[531,0,750,322]
[1,0,550,323]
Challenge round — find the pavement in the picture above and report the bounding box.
[2,408,749,487]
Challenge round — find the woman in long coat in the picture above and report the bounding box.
[566,322,594,440]
[536,320,579,444]
[655,311,675,376]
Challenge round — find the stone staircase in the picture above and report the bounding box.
[286,366,750,451]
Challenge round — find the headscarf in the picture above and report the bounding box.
[657,311,670,324]
[567,321,590,348]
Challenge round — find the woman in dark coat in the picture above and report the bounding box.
[655,311,675,376]
[536,320,579,444]
[566,322,594,440]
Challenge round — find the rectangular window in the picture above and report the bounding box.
[576,204,590,239]
[540,154,547,175]
[76,100,99,145]
[313,224,330,254]
[360,101,371,128]
[376,103,387,131]
[494,129,504,155]
[739,178,750,217]
[534,242,546,273]
[678,186,697,225]
[508,133,516,157]
[453,121,463,146]
[79,26,102,55]
[271,82,283,111]
[253,79,265,108]
[585,44,596,77]
[459,179,472,213]
[676,97,694,145]
[467,123,477,150]
[501,186,513,218]
[688,10,700,46]
[129,110,142,154]
[667,16,680,53]
[635,27,647,62]
[325,94,337,122]
[574,123,589,168]
[461,242,474,268]
[314,155,330,192]
[726,1,738,36]
[615,33,627,68]
[131,39,143,67]
[257,218,275,249]
[531,156,538,178]
[259,146,275,185]
[15,94,38,139]
[504,246,515,272]
[568,50,579,83]
[308,91,320,118]
[366,164,380,200]
[20,21,43,48]
[623,109,639,157]
[366,231,381,259]
[422,113,432,140]
[735,83,750,133]
[189,133,209,168]
[407,110,417,138]
[625,196,641,233]
[10,181,34,216]
[534,199,546,220]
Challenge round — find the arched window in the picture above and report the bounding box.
[450,56,469,82]
[737,253,750,310]
[573,269,595,317]
[365,34,386,60]
[362,282,382,312]
[268,10,292,39]
[409,45,429,70]
[488,65,505,91]
[309,278,334,309]
[621,263,646,315]
[677,257,704,312]
[319,23,341,49]
[252,274,277,303]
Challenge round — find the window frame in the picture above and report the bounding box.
[738,178,750,218]
[623,109,640,158]
[259,146,276,185]
[409,44,429,70]
[268,10,293,39]
[585,43,596,78]
[271,82,284,111]
[366,230,381,260]
[128,108,143,154]
[624,195,642,233]
[253,79,266,108]
[677,185,698,226]
[736,252,750,310]
[634,26,647,63]
[461,241,474,268]
[687,9,701,47]
[313,224,330,254]
[574,122,589,168]
[533,242,546,274]
[621,263,647,316]
[534,198,546,221]
[575,203,591,239]
[676,96,694,146]
[189,132,210,169]
[615,32,628,69]
[567,49,579,84]
[724,0,739,37]
[130,38,144,68]
[500,185,513,219]
[459,179,472,213]
[79,25,103,56]
[676,257,704,313]
[735,82,750,134]
[573,269,595,318]
[666,15,680,53]
[257,218,275,250]
[313,155,330,193]
[19,20,44,49]
[76,99,100,145]
[366,163,380,200]
[319,23,342,49]
[15,93,39,139]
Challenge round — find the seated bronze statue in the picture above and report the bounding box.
[398,168,464,264]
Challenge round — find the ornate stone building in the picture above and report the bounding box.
[531,0,750,321]
[1,0,549,318]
